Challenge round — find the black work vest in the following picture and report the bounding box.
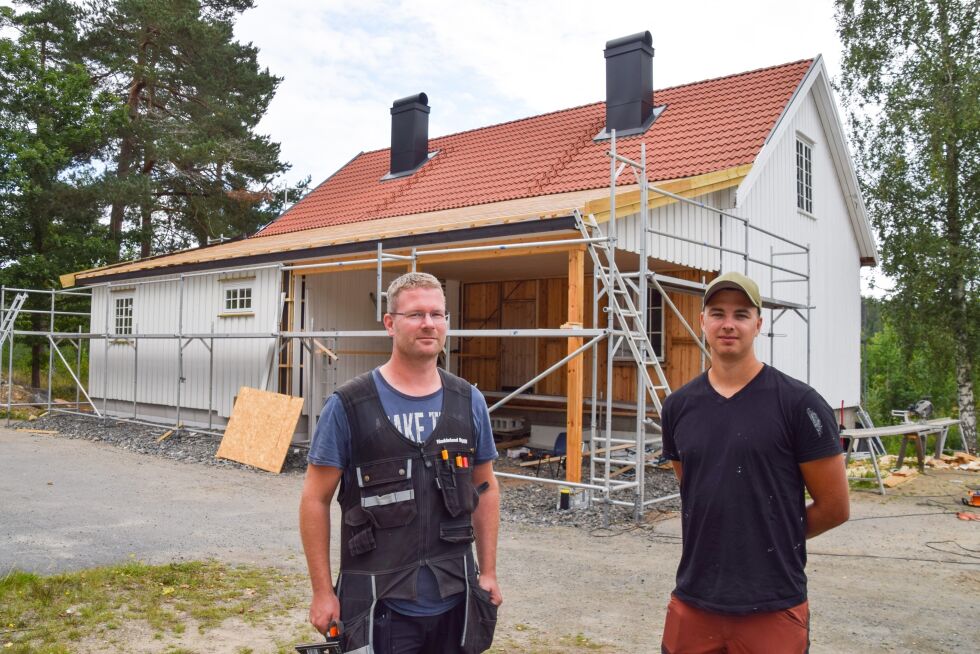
[334,370,480,605]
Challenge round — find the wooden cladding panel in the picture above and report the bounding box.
[663,269,712,391]
[460,282,501,391]
[536,278,567,396]
[459,267,705,403]
[499,282,536,391]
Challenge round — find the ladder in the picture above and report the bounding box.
[576,210,671,419]
[0,293,28,350]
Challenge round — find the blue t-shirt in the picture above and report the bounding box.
[308,368,497,617]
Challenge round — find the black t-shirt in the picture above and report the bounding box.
[661,364,842,615]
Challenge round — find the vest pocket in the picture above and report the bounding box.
[338,608,372,654]
[435,464,480,518]
[462,582,498,653]
[356,459,417,529]
[439,519,475,544]
[344,507,377,557]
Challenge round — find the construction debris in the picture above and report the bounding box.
[882,466,918,488]
[215,387,303,473]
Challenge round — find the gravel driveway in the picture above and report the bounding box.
[3,424,979,653]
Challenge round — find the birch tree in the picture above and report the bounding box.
[836,0,979,451]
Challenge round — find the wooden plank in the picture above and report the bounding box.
[584,164,753,221]
[566,246,585,483]
[460,282,500,391]
[215,387,304,473]
[15,428,58,434]
[495,436,529,451]
[500,286,537,391]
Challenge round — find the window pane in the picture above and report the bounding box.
[224,286,252,312]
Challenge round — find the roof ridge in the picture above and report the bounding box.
[352,58,815,159]
[653,57,816,94]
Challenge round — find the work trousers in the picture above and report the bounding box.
[373,601,466,654]
[661,594,810,654]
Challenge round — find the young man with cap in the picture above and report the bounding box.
[300,272,501,654]
[660,272,849,653]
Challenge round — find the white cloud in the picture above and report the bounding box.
[236,0,844,185]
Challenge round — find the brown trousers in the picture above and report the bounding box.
[661,594,809,654]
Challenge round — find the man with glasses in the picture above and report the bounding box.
[300,272,501,654]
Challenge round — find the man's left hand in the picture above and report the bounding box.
[478,573,503,606]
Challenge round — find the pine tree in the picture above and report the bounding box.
[0,0,118,388]
[82,0,293,258]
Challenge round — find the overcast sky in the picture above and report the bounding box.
[235,0,847,186]
[234,0,888,294]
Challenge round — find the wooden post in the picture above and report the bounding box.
[565,246,585,482]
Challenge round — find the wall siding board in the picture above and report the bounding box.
[299,269,399,423]
[88,269,279,420]
[735,93,861,407]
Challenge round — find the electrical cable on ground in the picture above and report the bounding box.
[808,551,980,566]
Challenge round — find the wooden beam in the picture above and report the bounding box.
[565,245,585,483]
[278,234,578,277]
[584,164,753,222]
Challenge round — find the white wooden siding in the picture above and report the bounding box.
[735,92,862,407]
[88,267,279,419]
[296,270,396,426]
[617,188,732,272]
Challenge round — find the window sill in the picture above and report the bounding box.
[218,311,255,318]
[798,208,816,220]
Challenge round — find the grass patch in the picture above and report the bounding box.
[0,560,305,653]
[489,623,613,653]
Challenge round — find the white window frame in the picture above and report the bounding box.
[222,283,253,314]
[796,135,814,216]
[612,287,665,362]
[113,295,134,335]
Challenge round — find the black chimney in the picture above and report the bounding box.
[603,31,655,136]
[388,92,430,177]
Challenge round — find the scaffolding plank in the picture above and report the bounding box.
[216,387,303,473]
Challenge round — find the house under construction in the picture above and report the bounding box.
[3,32,877,515]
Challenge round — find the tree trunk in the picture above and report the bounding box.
[140,200,152,258]
[108,48,148,260]
[954,329,977,453]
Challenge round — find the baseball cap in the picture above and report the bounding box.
[703,272,762,310]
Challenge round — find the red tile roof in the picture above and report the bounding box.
[258,59,814,237]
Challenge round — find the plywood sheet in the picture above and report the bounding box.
[216,387,304,473]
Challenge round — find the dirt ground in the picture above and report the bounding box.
[2,426,978,653]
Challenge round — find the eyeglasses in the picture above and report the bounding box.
[389,311,450,323]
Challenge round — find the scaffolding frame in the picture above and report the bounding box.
[2,130,812,520]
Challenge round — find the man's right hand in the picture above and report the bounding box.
[309,589,341,635]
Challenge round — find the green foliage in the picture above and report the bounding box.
[863,319,955,420]
[83,0,295,257]
[0,1,120,385]
[836,0,979,450]
[1,1,303,387]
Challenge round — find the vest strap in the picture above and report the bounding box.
[361,489,415,508]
